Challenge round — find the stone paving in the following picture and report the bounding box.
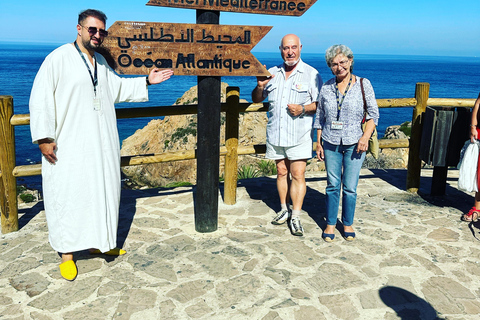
[1,168,480,320]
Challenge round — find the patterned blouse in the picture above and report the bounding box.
[313,76,379,146]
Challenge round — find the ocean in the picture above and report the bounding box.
[1,42,480,189]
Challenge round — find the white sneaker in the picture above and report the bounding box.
[271,209,290,225]
[289,217,304,236]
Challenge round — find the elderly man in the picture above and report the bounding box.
[29,9,173,280]
[252,34,322,236]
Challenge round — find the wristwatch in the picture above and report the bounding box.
[146,76,151,86]
[300,104,305,117]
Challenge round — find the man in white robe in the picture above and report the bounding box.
[29,9,173,281]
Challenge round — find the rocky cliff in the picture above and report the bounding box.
[120,83,268,188]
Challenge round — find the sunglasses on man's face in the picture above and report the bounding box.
[80,25,108,37]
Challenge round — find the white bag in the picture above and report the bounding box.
[458,140,479,192]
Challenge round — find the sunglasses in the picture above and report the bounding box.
[80,25,108,37]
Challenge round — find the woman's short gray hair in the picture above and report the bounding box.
[325,44,354,71]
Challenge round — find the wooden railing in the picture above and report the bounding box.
[0,83,476,233]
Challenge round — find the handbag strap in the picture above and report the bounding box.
[360,77,367,123]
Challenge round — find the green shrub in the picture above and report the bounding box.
[164,140,170,148]
[163,181,193,188]
[20,193,34,203]
[256,160,277,176]
[171,126,197,143]
[398,121,411,137]
[16,185,27,194]
[238,165,261,180]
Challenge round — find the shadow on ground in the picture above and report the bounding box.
[368,168,473,215]
[18,202,44,230]
[379,286,442,320]
[116,186,194,248]
[237,175,328,229]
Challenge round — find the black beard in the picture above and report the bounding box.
[83,38,102,51]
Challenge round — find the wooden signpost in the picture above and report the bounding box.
[103,22,271,76]
[103,1,316,233]
[146,0,317,16]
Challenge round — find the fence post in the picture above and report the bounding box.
[224,87,240,205]
[406,83,430,193]
[0,96,18,233]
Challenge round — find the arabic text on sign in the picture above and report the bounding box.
[117,29,251,48]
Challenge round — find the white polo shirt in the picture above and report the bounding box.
[263,59,322,147]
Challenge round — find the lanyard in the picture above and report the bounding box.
[334,74,352,121]
[74,41,98,95]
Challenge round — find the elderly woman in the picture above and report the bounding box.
[314,44,379,242]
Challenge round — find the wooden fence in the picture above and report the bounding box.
[0,83,476,233]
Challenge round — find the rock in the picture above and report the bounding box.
[166,280,214,303]
[28,276,102,311]
[120,82,267,188]
[318,294,359,319]
[215,274,263,308]
[427,227,460,242]
[363,122,411,169]
[114,289,158,320]
[185,300,213,318]
[10,272,49,297]
[421,277,476,314]
[384,123,409,139]
[261,311,282,320]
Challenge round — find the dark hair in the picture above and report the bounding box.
[78,9,107,25]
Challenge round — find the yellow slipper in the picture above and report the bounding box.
[90,248,126,256]
[59,260,77,281]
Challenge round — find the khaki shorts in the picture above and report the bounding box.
[266,138,313,161]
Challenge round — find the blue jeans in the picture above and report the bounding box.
[323,141,365,226]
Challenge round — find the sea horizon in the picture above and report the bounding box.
[1,41,480,190]
[1,40,479,59]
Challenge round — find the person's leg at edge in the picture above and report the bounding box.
[466,148,480,220]
[475,143,480,210]
[341,144,366,234]
[276,158,291,211]
[289,159,307,218]
[323,141,343,235]
[464,137,480,221]
[475,193,480,210]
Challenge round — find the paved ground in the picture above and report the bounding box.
[1,168,480,320]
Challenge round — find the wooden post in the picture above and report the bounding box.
[406,83,430,193]
[431,166,448,196]
[0,96,18,233]
[195,10,221,233]
[224,87,240,205]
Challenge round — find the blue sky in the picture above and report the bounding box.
[0,0,479,56]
